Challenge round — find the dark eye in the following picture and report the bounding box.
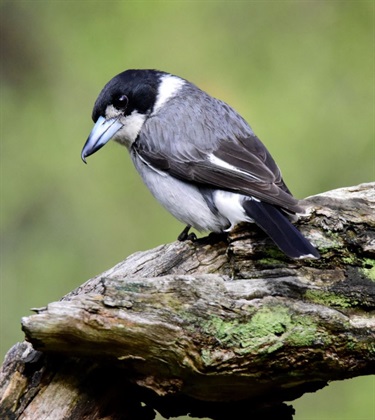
[115,94,128,110]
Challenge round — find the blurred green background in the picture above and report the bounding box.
[1,1,374,419]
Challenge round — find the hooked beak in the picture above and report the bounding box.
[81,116,123,163]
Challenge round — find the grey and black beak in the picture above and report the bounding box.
[81,116,123,163]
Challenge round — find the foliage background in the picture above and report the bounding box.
[1,1,374,419]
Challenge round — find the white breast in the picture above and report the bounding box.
[132,153,229,232]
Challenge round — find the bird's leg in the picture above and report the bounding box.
[177,225,197,242]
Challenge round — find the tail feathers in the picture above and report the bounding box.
[242,199,320,259]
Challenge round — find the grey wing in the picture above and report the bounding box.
[135,87,302,213]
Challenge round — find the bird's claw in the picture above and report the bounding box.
[178,226,197,242]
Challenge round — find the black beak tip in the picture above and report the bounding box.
[81,151,88,164]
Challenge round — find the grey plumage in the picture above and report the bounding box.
[81,69,319,259]
[136,82,299,211]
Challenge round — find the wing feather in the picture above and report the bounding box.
[134,84,301,213]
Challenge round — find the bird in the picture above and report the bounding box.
[81,69,320,259]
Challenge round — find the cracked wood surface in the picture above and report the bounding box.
[1,183,374,420]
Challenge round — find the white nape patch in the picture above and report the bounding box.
[152,74,185,114]
[213,191,250,230]
[106,105,146,148]
[208,154,261,181]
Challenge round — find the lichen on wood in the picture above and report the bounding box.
[1,183,374,420]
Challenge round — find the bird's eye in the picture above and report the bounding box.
[115,94,128,110]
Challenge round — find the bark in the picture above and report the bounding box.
[1,183,374,420]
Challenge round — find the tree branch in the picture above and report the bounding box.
[1,183,374,419]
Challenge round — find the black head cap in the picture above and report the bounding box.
[91,69,168,122]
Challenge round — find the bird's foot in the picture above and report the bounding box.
[207,231,228,242]
[177,225,197,242]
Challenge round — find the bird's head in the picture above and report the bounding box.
[81,69,185,162]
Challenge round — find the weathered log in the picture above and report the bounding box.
[1,183,374,419]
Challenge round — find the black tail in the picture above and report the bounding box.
[242,199,320,259]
